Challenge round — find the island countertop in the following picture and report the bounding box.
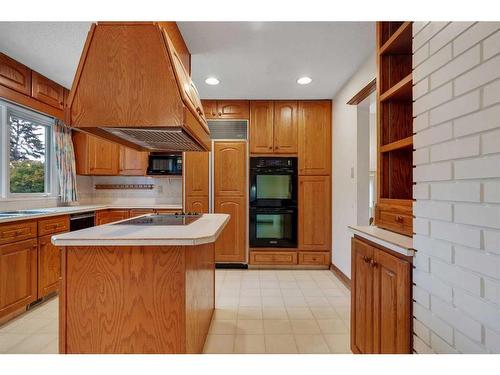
[51,213,230,247]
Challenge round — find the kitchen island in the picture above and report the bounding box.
[51,213,229,354]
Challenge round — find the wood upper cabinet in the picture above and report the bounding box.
[351,237,412,354]
[298,100,332,175]
[274,101,298,154]
[95,210,130,225]
[249,100,274,154]
[201,100,249,119]
[298,175,331,251]
[0,238,38,319]
[214,196,246,262]
[351,238,375,354]
[184,152,209,197]
[38,234,63,298]
[0,52,31,95]
[31,72,65,110]
[119,146,148,176]
[213,142,246,197]
[73,132,120,176]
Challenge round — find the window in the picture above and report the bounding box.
[0,100,56,198]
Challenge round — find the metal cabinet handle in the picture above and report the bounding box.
[370,259,378,268]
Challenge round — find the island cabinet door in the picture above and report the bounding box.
[351,238,375,354]
[38,234,62,298]
[372,247,412,354]
[214,196,246,263]
[0,239,38,319]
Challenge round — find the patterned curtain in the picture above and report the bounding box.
[54,119,78,203]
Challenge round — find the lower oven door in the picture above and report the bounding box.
[249,207,297,248]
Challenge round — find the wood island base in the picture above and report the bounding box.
[59,243,215,354]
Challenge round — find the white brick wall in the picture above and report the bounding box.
[412,21,500,354]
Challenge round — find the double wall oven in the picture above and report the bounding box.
[249,157,298,248]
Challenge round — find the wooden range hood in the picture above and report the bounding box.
[67,22,210,152]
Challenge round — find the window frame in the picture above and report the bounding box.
[0,99,57,200]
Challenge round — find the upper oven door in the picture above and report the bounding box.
[249,158,297,207]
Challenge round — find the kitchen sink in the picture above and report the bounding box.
[0,209,54,216]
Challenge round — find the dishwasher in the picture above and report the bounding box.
[69,211,95,231]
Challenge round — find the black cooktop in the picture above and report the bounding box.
[113,213,201,226]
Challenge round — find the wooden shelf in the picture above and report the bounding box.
[380,136,413,153]
[380,74,412,102]
[379,22,412,55]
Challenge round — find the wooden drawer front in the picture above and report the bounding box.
[298,252,329,265]
[250,251,297,265]
[0,221,37,245]
[376,209,412,236]
[38,215,70,236]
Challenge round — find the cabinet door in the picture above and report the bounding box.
[38,234,63,298]
[88,135,120,175]
[0,52,31,95]
[214,196,246,262]
[214,141,246,197]
[351,238,375,354]
[249,100,274,154]
[217,100,249,119]
[186,196,209,214]
[298,101,332,175]
[373,248,412,354]
[0,239,37,319]
[274,101,298,154]
[95,210,130,225]
[201,100,218,119]
[298,176,331,251]
[31,71,64,110]
[184,151,209,196]
[119,146,148,176]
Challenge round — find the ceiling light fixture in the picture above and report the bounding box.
[297,76,312,85]
[205,77,220,85]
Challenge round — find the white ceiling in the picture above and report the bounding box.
[178,22,375,99]
[0,22,375,99]
[0,22,91,89]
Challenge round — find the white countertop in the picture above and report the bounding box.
[348,225,414,257]
[0,204,183,224]
[51,213,230,246]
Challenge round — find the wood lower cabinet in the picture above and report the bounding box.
[119,146,148,176]
[0,239,38,319]
[351,237,412,354]
[214,196,246,263]
[186,196,209,214]
[37,235,62,298]
[298,100,332,175]
[73,132,120,176]
[95,210,130,225]
[298,176,331,251]
[250,251,297,266]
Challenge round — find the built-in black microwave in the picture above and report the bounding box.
[147,153,182,175]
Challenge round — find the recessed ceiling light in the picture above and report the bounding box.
[297,76,312,85]
[205,77,220,85]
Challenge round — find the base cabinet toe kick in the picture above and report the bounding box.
[350,234,413,354]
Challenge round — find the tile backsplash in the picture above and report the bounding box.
[76,175,182,206]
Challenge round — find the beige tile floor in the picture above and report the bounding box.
[0,269,351,354]
[204,269,351,354]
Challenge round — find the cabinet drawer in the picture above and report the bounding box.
[376,209,412,236]
[250,251,297,265]
[298,251,330,265]
[0,221,37,245]
[38,215,70,236]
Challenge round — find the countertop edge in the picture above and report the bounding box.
[0,204,183,224]
[348,225,414,257]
